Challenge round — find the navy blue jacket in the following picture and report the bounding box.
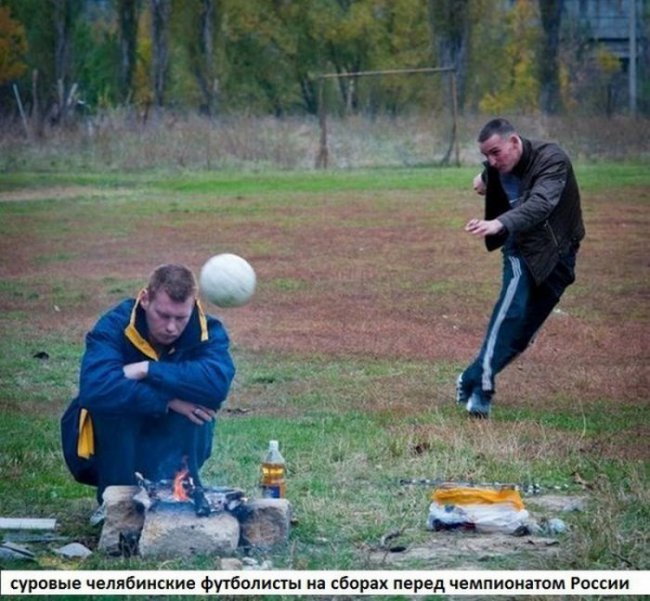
[61,295,235,485]
[78,297,235,415]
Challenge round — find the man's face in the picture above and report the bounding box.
[140,289,194,347]
[479,133,522,173]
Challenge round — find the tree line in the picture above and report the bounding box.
[0,0,647,126]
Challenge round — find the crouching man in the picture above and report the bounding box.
[61,264,235,508]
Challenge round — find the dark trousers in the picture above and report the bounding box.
[91,411,214,503]
[461,249,577,400]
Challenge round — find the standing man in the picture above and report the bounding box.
[61,264,236,506]
[457,118,585,418]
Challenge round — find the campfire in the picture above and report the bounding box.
[172,467,192,502]
[134,461,246,518]
[97,461,289,558]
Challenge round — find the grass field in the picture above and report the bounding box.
[0,163,648,581]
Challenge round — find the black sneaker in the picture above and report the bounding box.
[466,392,491,418]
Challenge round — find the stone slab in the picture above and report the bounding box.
[238,498,292,549]
[98,485,145,556]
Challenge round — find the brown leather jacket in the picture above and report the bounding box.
[482,137,585,285]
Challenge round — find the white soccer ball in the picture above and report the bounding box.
[199,253,256,308]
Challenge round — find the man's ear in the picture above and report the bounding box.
[139,288,151,309]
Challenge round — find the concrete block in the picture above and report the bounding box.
[138,503,240,558]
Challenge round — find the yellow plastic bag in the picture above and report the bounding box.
[431,486,525,510]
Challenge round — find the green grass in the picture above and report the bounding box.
[2,161,649,197]
[0,163,648,580]
[0,166,472,194]
[574,162,650,193]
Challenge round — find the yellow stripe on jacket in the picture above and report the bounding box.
[77,408,95,458]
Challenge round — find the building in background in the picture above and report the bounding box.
[564,0,646,114]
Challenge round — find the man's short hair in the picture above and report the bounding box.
[147,264,197,302]
[478,118,517,143]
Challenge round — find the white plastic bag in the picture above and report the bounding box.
[427,501,529,534]
[462,503,529,533]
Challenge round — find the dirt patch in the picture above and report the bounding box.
[526,494,588,514]
[367,494,587,569]
[368,532,563,568]
[0,186,119,202]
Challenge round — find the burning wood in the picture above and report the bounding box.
[168,468,213,515]
[135,472,246,517]
[172,468,191,502]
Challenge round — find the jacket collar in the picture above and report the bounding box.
[512,137,532,178]
[124,290,209,360]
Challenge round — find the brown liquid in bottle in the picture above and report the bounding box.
[260,440,286,498]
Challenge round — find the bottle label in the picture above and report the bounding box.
[261,484,282,499]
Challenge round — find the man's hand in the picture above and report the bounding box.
[473,173,486,195]
[465,218,505,237]
[168,399,216,425]
[123,361,149,380]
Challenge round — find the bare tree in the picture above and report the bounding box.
[427,0,471,111]
[195,0,217,115]
[52,0,69,88]
[118,0,138,103]
[539,0,564,114]
[151,0,171,107]
[49,0,85,124]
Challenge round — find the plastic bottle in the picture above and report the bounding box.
[260,440,286,498]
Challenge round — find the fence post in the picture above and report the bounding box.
[13,84,29,139]
[316,78,328,169]
[451,71,460,166]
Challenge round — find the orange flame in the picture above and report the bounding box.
[173,468,190,502]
